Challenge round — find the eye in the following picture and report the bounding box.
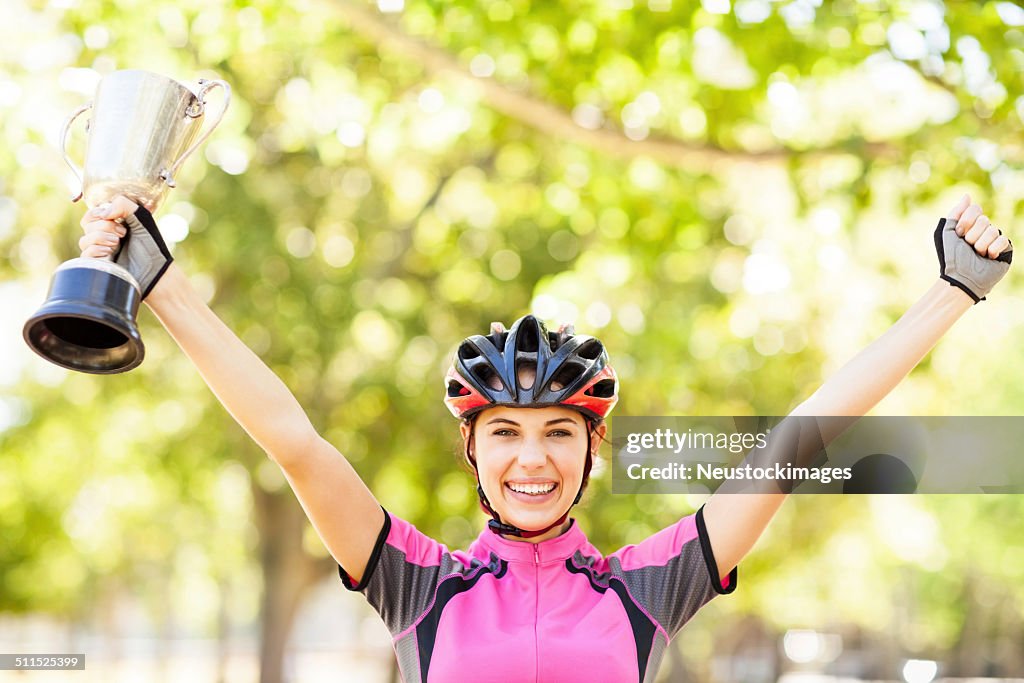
[492,428,517,437]
[548,429,573,438]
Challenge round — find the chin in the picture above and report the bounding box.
[502,501,568,530]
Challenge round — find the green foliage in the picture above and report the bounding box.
[2,0,1023,665]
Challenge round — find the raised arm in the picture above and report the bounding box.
[701,194,1012,580]
[80,196,384,583]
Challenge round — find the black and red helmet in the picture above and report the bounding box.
[444,314,618,421]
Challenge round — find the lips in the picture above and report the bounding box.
[504,481,559,505]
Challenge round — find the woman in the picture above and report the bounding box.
[79,193,1010,682]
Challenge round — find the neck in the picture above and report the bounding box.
[501,518,572,544]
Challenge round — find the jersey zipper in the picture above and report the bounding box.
[534,543,540,683]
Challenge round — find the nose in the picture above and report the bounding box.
[516,437,547,469]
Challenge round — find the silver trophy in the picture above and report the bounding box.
[23,70,230,373]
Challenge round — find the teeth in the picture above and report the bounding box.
[508,482,556,495]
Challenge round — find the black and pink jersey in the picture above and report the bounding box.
[339,504,737,682]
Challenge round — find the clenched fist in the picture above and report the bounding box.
[935,194,1012,303]
[80,195,173,298]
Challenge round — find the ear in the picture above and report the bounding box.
[591,422,607,454]
[460,420,475,463]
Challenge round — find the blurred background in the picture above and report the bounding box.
[2,0,1024,681]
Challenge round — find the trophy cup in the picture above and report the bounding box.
[23,70,230,374]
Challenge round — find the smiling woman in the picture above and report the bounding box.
[468,406,598,543]
[446,316,616,540]
[335,315,736,683]
[76,191,1013,682]
[327,194,1014,678]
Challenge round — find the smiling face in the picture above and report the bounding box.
[462,405,605,542]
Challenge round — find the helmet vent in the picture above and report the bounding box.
[576,339,603,360]
[447,380,471,397]
[585,378,616,398]
[458,343,481,360]
[471,364,504,391]
[517,361,537,389]
[550,362,585,390]
[517,321,539,352]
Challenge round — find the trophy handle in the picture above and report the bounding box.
[161,78,232,188]
[60,102,92,202]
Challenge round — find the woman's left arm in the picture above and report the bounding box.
[701,193,1012,580]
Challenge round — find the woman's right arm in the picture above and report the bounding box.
[80,197,384,583]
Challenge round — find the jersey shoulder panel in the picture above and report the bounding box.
[602,505,737,637]
[338,508,481,636]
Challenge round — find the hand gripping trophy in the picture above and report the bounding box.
[23,70,230,373]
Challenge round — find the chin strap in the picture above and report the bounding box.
[467,419,594,539]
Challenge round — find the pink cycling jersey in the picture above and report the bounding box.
[339,504,737,683]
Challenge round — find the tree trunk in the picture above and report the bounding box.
[216,576,230,683]
[156,576,172,683]
[951,573,984,675]
[252,481,325,683]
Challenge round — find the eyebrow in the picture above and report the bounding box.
[485,417,580,427]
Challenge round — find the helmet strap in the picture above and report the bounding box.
[466,418,594,539]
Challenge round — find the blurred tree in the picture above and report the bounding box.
[2,1,1024,681]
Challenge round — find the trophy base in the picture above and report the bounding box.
[24,259,145,374]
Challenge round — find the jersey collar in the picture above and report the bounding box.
[475,518,586,563]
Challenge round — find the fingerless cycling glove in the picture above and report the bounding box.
[933,216,1012,303]
[114,205,174,299]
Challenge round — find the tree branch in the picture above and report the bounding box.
[331,0,899,171]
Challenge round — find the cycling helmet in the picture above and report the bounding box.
[444,314,618,421]
[444,315,619,538]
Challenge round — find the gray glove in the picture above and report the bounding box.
[111,205,174,299]
[933,217,1012,303]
